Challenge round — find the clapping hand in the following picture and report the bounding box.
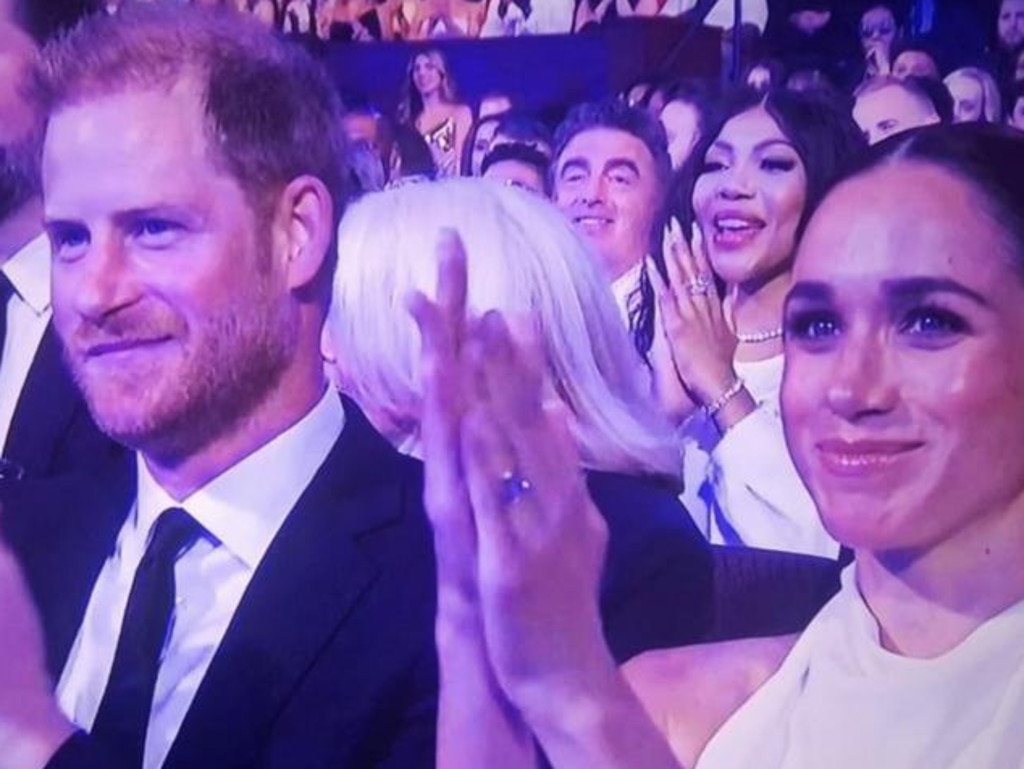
[412,229,614,734]
[649,219,740,417]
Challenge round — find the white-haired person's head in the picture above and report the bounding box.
[326,177,679,479]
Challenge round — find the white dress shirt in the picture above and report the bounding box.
[0,233,52,455]
[56,389,345,769]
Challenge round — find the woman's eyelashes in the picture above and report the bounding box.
[897,304,972,340]
[784,306,841,345]
[783,303,974,349]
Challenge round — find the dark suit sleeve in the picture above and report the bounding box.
[46,733,122,769]
[588,472,715,664]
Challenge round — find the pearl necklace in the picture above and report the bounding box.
[736,327,784,344]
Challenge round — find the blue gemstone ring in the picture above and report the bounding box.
[499,470,533,507]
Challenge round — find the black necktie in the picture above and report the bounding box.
[0,271,16,369]
[90,507,202,768]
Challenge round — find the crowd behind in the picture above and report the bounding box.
[0,1,1022,768]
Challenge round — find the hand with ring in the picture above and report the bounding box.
[411,230,613,756]
[648,217,745,424]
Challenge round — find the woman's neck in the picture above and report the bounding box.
[856,498,1024,659]
[727,269,791,362]
[420,90,444,108]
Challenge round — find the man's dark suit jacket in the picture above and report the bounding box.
[3,323,124,480]
[4,398,718,769]
[3,398,439,769]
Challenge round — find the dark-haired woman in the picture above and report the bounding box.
[643,88,864,557]
[418,121,1024,769]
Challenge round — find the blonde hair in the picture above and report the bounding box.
[328,177,680,479]
[944,67,1003,124]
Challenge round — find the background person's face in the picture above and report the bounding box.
[853,84,939,144]
[44,82,296,459]
[860,6,897,54]
[947,76,985,123]
[893,50,939,79]
[553,127,661,281]
[999,0,1024,49]
[783,162,1024,556]
[691,107,807,291]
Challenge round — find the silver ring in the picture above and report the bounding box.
[499,469,533,507]
[686,274,714,296]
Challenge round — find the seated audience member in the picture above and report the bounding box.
[636,88,863,557]
[461,113,502,175]
[389,121,439,181]
[1009,80,1024,129]
[944,66,1002,123]
[490,111,555,159]
[397,47,472,176]
[743,58,786,92]
[417,122,1024,769]
[658,79,713,170]
[997,0,1024,57]
[857,1,903,80]
[891,39,942,80]
[765,0,859,89]
[622,79,668,116]
[478,90,514,119]
[325,177,715,662]
[853,75,943,144]
[0,23,122,480]
[0,5,438,768]
[1008,42,1024,88]
[340,102,395,175]
[346,139,387,195]
[479,0,531,37]
[480,142,549,195]
[550,100,670,319]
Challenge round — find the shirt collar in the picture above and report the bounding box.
[3,233,51,316]
[135,389,345,569]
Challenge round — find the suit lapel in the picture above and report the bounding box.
[4,323,80,477]
[167,402,413,767]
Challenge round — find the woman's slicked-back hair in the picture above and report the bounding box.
[35,2,348,228]
[633,87,866,357]
[851,122,1024,277]
[328,178,680,479]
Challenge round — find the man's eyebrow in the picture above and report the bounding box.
[602,158,640,176]
[558,157,590,177]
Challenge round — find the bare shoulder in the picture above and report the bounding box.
[623,635,797,767]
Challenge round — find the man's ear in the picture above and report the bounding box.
[276,174,335,292]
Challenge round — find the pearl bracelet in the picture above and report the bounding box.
[703,376,746,419]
